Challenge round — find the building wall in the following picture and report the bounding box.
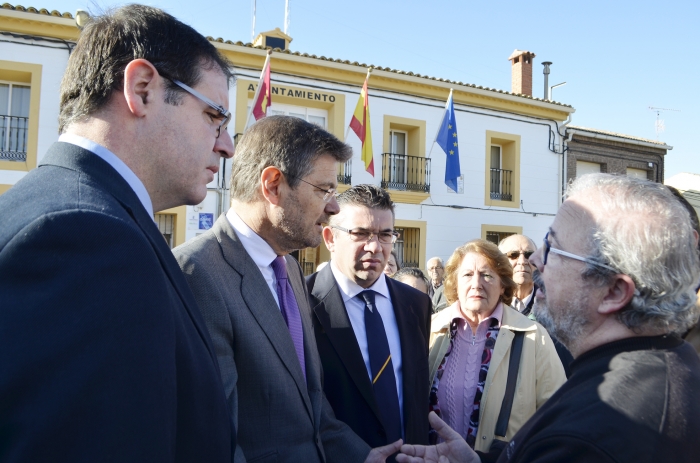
[566,134,666,183]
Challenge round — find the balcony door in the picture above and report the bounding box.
[389,130,407,184]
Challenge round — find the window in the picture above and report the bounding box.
[481,224,522,245]
[394,226,420,268]
[626,167,648,179]
[249,102,327,129]
[389,130,408,184]
[155,213,175,248]
[484,131,520,208]
[0,82,30,161]
[381,116,430,198]
[576,161,601,178]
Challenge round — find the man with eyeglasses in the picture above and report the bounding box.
[0,6,236,461]
[396,174,700,463]
[175,117,398,463]
[307,184,432,461]
[497,235,537,317]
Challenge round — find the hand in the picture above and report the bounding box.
[395,412,479,463]
[364,439,403,463]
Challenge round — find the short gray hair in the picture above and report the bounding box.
[568,173,700,333]
[427,257,444,268]
[230,116,352,202]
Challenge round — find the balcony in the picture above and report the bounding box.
[490,168,513,201]
[0,115,28,162]
[380,153,431,193]
[337,159,352,185]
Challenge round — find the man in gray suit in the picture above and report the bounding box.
[174,115,400,463]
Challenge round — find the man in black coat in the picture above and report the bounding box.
[397,174,700,463]
[0,5,235,461]
[307,185,431,458]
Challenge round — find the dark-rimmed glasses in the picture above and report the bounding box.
[169,78,231,138]
[284,173,337,203]
[543,232,617,272]
[505,251,534,260]
[330,225,399,244]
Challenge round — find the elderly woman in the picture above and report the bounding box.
[429,239,565,456]
[384,249,401,277]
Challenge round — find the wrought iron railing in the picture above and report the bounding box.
[337,159,352,185]
[490,168,513,201]
[380,153,431,193]
[0,115,28,161]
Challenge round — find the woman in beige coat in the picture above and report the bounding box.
[428,239,565,456]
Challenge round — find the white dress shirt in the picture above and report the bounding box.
[226,208,282,309]
[58,133,154,218]
[512,289,535,313]
[329,261,404,434]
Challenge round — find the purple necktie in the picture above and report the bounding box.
[271,256,306,380]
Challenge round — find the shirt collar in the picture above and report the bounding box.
[448,300,504,330]
[226,209,278,267]
[330,260,391,303]
[59,133,154,217]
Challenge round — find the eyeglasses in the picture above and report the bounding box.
[284,173,337,203]
[168,78,231,138]
[543,232,617,272]
[330,225,399,244]
[505,250,534,260]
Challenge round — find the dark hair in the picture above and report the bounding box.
[231,115,352,202]
[329,184,395,225]
[59,4,233,133]
[393,267,429,289]
[444,239,516,307]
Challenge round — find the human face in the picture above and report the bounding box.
[276,154,340,252]
[457,252,504,319]
[427,258,445,287]
[399,275,430,295]
[153,68,234,210]
[326,205,394,288]
[501,235,537,287]
[384,254,398,276]
[529,194,600,353]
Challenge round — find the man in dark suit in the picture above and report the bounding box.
[307,185,431,456]
[174,116,399,463]
[0,6,235,461]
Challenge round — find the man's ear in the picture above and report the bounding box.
[598,274,636,315]
[260,166,284,205]
[123,59,159,117]
[322,226,335,252]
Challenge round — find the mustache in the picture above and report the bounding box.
[532,268,545,294]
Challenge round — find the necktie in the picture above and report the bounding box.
[271,256,306,380]
[360,290,402,443]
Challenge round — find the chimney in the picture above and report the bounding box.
[508,49,536,96]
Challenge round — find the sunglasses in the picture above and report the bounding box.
[505,251,534,260]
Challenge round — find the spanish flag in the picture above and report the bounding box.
[251,51,272,121]
[349,70,374,176]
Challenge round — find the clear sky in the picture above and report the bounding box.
[33,0,699,179]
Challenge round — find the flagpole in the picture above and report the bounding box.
[427,89,453,159]
[344,68,372,142]
[244,50,272,129]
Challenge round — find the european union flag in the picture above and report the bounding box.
[436,91,461,192]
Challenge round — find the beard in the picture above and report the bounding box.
[275,192,326,252]
[532,268,590,353]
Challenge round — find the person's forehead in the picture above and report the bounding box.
[339,205,394,228]
[550,195,597,248]
[461,252,495,270]
[503,235,536,253]
[194,67,231,109]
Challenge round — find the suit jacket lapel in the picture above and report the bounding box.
[213,216,314,419]
[310,265,383,422]
[41,142,218,362]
